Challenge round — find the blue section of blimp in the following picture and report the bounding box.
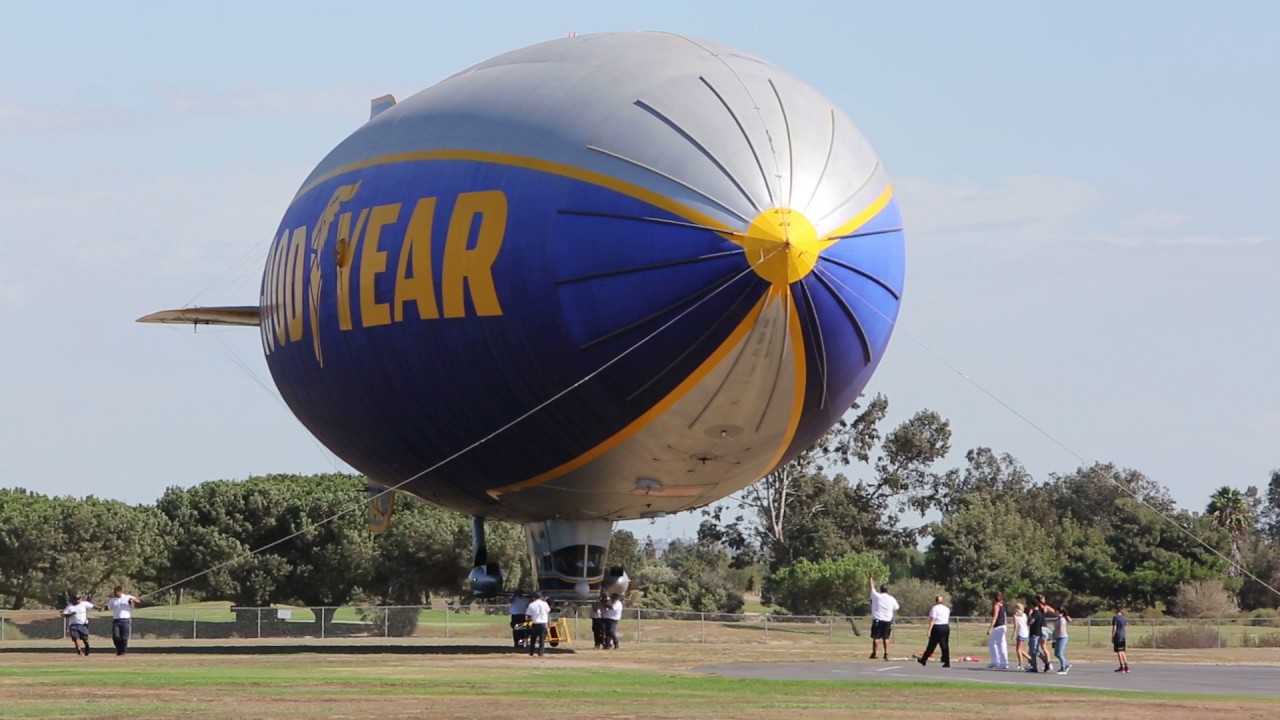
[786,199,904,461]
[264,158,769,516]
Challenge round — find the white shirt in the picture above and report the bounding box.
[1014,612,1029,638]
[870,590,899,622]
[928,603,951,625]
[108,594,138,620]
[602,599,623,621]
[63,600,95,624]
[508,596,530,615]
[526,598,551,624]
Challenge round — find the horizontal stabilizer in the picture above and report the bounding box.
[136,306,260,327]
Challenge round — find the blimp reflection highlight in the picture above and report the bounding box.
[140,32,905,600]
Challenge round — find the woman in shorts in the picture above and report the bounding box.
[1012,602,1031,670]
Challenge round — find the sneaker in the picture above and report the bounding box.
[1057,666,1069,675]
[1025,667,1038,673]
[917,657,926,667]
[941,663,951,668]
[870,653,878,659]
[1114,667,1125,672]
[1123,667,1131,673]
[883,656,889,662]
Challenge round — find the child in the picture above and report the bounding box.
[1013,602,1031,670]
[1111,606,1130,673]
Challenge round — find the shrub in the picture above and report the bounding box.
[1172,580,1237,619]
[1247,608,1280,628]
[889,578,947,618]
[1133,625,1222,649]
[1240,630,1280,648]
[1138,603,1166,619]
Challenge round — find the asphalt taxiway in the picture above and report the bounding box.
[697,660,1278,696]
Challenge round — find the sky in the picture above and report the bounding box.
[1,1,1276,542]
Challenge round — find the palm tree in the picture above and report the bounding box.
[1207,486,1253,576]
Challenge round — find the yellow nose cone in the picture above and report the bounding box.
[741,208,825,285]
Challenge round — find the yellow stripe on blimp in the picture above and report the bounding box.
[760,285,809,477]
[487,290,771,499]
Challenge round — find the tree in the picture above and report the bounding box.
[925,494,1056,614]
[1206,486,1254,577]
[1260,470,1280,542]
[732,395,951,569]
[0,490,164,609]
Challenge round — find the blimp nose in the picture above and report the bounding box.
[739,207,830,286]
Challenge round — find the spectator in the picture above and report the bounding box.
[1012,602,1032,669]
[986,591,1009,669]
[1052,607,1072,674]
[1112,606,1130,673]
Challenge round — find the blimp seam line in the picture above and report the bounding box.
[699,75,775,208]
[818,255,902,301]
[622,278,761,401]
[557,208,747,238]
[800,109,837,213]
[486,290,772,498]
[294,149,736,235]
[767,79,795,209]
[812,265,873,364]
[826,225,905,242]
[796,278,830,410]
[585,145,751,224]
[555,249,745,286]
[579,269,752,352]
[633,99,761,215]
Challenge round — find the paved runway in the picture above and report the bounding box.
[697,660,1279,697]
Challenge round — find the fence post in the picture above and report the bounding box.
[193,609,198,640]
[1086,616,1091,646]
[763,614,769,643]
[1,615,5,641]
[257,608,262,640]
[321,607,326,640]
[1151,619,1156,649]
[635,608,641,644]
[700,612,706,644]
[1217,616,1222,648]
[384,607,389,638]
[445,604,450,639]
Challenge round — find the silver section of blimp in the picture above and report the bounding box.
[297,31,888,234]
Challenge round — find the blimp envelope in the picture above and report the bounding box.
[144,32,904,534]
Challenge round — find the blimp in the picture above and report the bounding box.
[140,32,904,600]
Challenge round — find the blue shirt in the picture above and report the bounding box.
[1111,614,1127,640]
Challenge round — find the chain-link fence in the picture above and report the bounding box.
[3,605,1277,648]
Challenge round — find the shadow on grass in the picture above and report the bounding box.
[0,644,577,656]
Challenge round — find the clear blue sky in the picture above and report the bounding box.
[2,1,1276,541]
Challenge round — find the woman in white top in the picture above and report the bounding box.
[1012,602,1031,669]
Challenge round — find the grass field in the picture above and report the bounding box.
[2,642,1280,720]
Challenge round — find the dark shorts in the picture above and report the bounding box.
[68,624,89,640]
[871,619,893,640]
[1113,638,1126,652]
